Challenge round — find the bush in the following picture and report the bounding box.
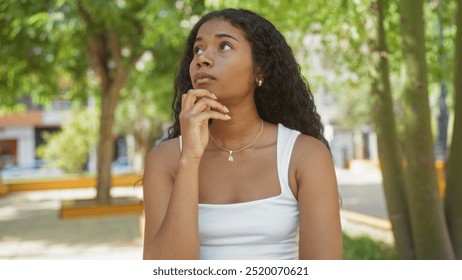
[36,109,98,174]
[343,232,397,260]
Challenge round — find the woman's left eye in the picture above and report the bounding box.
[220,43,232,51]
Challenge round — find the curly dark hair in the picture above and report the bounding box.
[168,8,328,148]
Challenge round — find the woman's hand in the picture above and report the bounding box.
[179,89,230,161]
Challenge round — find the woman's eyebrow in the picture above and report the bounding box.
[215,33,239,41]
[195,33,239,42]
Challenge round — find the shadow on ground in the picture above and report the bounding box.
[0,188,143,259]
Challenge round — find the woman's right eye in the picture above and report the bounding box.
[193,46,203,55]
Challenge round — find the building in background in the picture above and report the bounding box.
[0,97,131,177]
[0,97,66,170]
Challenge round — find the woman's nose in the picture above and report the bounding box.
[196,49,214,67]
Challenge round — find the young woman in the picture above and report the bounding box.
[142,8,342,260]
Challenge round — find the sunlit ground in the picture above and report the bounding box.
[0,187,143,259]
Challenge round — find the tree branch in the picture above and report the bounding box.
[78,3,111,93]
[108,29,122,64]
[88,35,111,92]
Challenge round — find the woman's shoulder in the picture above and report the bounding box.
[145,137,181,171]
[292,134,332,165]
[291,134,336,194]
[151,137,180,152]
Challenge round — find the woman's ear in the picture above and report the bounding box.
[254,67,264,87]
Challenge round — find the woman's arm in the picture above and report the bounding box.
[294,136,343,259]
[142,90,230,259]
[142,143,201,259]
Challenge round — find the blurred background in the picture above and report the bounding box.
[1,0,461,260]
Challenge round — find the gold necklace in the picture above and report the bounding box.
[209,119,264,162]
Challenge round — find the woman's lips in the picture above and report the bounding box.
[194,72,216,84]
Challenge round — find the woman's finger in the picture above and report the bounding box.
[181,89,217,111]
[189,97,229,115]
[189,110,231,124]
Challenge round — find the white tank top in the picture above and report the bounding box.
[180,124,300,259]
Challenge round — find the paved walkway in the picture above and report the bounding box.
[0,187,144,259]
[0,168,392,259]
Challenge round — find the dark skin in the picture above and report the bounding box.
[142,19,342,259]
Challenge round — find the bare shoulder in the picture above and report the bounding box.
[290,134,336,190]
[144,137,181,183]
[292,134,332,167]
[146,137,181,162]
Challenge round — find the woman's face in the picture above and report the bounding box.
[189,19,256,101]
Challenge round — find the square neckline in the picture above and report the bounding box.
[198,124,297,207]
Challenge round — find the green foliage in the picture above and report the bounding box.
[1,0,205,167]
[36,109,99,174]
[2,0,460,174]
[0,0,91,105]
[0,0,195,115]
[343,232,397,260]
[2,0,458,130]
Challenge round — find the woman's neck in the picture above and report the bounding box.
[209,104,262,150]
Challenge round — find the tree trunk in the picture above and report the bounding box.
[445,0,462,259]
[399,0,454,259]
[85,30,132,202]
[95,65,131,202]
[96,88,119,202]
[368,0,415,259]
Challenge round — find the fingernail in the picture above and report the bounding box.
[211,93,218,100]
[223,106,229,113]
[225,114,231,119]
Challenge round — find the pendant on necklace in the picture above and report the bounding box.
[228,151,234,162]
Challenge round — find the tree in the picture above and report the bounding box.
[445,0,462,259]
[75,1,146,202]
[299,0,460,259]
[0,0,202,202]
[367,0,415,259]
[399,0,454,259]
